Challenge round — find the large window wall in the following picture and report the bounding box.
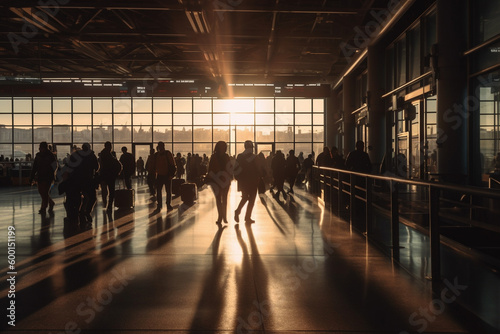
[0,97,324,160]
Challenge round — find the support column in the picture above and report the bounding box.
[325,96,337,148]
[436,0,468,184]
[343,74,356,156]
[367,43,386,172]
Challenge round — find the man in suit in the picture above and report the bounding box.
[234,140,260,224]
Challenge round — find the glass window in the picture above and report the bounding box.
[92,126,112,142]
[114,126,131,142]
[13,98,31,113]
[256,126,274,142]
[472,0,500,44]
[1,115,12,126]
[213,126,230,142]
[133,126,153,142]
[114,98,131,113]
[133,98,152,113]
[295,114,311,125]
[275,99,293,113]
[193,99,212,113]
[408,25,421,80]
[73,114,91,125]
[213,114,230,125]
[276,113,293,125]
[93,114,112,126]
[33,98,51,113]
[173,114,192,125]
[295,99,311,112]
[313,126,324,141]
[34,114,51,126]
[256,99,274,113]
[295,143,312,156]
[93,98,112,113]
[153,98,172,112]
[231,113,253,126]
[194,114,212,125]
[153,113,172,125]
[13,127,31,143]
[133,114,152,126]
[295,126,312,142]
[73,98,91,113]
[153,126,172,142]
[313,114,324,125]
[174,143,192,155]
[276,126,293,142]
[14,114,32,125]
[313,99,324,113]
[34,127,51,143]
[173,99,192,113]
[233,99,254,113]
[173,126,192,142]
[0,129,13,143]
[53,114,71,126]
[235,126,254,142]
[193,127,212,142]
[53,98,71,113]
[193,143,212,156]
[53,126,71,142]
[256,114,274,125]
[73,127,92,143]
[424,12,436,59]
[114,113,132,126]
[0,98,12,113]
[396,36,407,87]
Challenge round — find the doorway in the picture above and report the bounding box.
[133,143,153,176]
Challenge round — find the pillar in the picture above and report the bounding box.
[343,74,356,156]
[436,0,468,184]
[367,42,386,171]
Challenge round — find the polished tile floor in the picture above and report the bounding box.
[0,179,484,333]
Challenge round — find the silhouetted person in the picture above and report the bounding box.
[136,157,145,177]
[119,146,135,189]
[316,147,332,167]
[331,146,345,169]
[99,141,122,212]
[302,153,314,185]
[271,150,286,200]
[76,143,99,224]
[345,140,372,173]
[494,152,500,173]
[175,152,186,179]
[285,149,301,194]
[155,141,176,211]
[145,148,156,196]
[207,141,231,225]
[234,140,260,223]
[30,141,57,214]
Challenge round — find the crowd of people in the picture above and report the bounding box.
[26,139,375,230]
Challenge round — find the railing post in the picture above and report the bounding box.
[429,185,441,293]
[350,173,355,226]
[338,171,344,216]
[390,180,400,260]
[365,177,372,237]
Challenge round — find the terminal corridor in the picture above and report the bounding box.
[0,180,481,333]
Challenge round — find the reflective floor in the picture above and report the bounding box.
[0,179,484,333]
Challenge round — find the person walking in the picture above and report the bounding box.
[145,148,156,196]
[30,141,57,214]
[316,147,333,167]
[77,143,99,223]
[302,153,314,185]
[271,150,287,200]
[345,140,372,173]
[136,157,145,178]
[175,152,186,179]
[234,140,260,224]
[99,141,122,212]
[154,141,176,211]
[207,141,231,225]
[119,146,135,189]
[285,149,301,194]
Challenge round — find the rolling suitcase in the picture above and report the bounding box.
[180,183,197,205]
[171,178,185,196]
[114,181,135,209]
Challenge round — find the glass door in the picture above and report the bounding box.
[52,143,73,165]
[133,143,153,175]
[255,143,275,158]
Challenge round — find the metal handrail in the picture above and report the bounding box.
[312,165,500,294]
